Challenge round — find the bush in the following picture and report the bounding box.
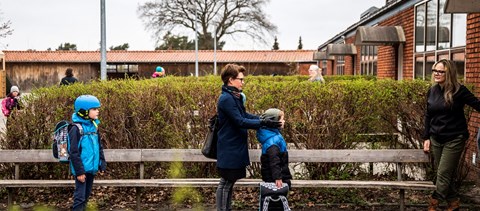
[0,76,442,181]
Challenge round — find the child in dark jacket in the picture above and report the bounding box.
[69,95,106,211]
[256,108,292,188]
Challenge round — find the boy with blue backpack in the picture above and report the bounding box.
[69,95,106,211]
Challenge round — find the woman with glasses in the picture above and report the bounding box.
[215,64,282,211]
[423,59,480,211]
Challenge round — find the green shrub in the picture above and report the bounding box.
[0,76,445,181]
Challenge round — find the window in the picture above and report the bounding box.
[425,55,435,81]
[415,4,426,52]
[360,46,377,76]
[437,0,451,50]
[336,56,345,75]
[452,14,466,47]
[414,0,466,80]
[425,0,437,51]
[452,52,465,79]
[106,64,139,73]
[415,56,424,79]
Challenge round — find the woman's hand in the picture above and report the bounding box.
[423,140,430,153]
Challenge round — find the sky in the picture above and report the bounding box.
[0,0,386,51]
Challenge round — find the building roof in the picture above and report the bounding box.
[3,50,316,63]
[317,0,416,50]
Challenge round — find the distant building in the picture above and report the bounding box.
[3,50,316,91]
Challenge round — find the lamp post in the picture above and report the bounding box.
[214,25,217,75]
[193,5,199,77]
[100,0,107,80]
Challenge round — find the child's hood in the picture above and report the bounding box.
[256,127,280,144]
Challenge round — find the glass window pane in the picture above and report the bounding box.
[426,0,437,51]
[452,52,465,79]
[415,56,424,79]
[415,4,426,52]
[117,64,129,73]
[425,55,435,81]
[107,64,117,73]
[437,0,451,50]
[452,14,467,47]
[130,65,139,72]
[373,61,377,76]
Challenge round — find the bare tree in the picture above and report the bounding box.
[0,12,13,39]
[138,0,277,49]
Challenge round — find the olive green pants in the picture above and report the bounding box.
[430,135,466,201]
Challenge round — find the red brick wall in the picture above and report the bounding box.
[377,7,415,80]
[345,36,356,75]
[465,13,480,180]
[326,60,334,75]
[377,45,396,79]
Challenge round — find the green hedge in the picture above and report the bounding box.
[1,76,434,180]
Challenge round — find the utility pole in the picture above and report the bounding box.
[214,25,217,75]
[194,5,199,77]
[100,0,107,80]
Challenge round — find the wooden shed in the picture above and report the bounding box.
[4,50,316,91]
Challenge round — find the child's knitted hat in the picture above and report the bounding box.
[260,108,282,121]
[10,86,19,93]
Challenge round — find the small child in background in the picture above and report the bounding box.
[256,108,292,188]
[152,66,166,78]
[2,86,21,117]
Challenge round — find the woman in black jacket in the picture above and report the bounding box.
[423,59,480,211]
[216,64,281,211]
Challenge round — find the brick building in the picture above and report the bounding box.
[316,0,480,180]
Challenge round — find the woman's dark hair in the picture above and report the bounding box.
[65,68,74,77]
[220,64,245,84]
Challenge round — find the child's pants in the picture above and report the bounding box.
[72,173,95,211]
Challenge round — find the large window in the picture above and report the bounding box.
[107,64,139,73]
[415,4,426,52]
[414,0,466,80]
[336,56,345,75]
[437,0,451,50]
[360,46,377,76]
[452,14,467,47]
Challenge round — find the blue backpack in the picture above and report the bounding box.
[52,120,83,163]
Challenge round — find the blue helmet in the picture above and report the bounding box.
[156,66,163,72]
[74,95,101,117]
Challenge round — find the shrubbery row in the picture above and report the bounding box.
[1,76,438,180]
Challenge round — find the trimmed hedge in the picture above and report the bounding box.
[1,76,435,180]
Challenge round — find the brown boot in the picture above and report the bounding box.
[428,197,439,211]
[446,198,460,211]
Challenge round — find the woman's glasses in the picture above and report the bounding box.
[432,69,446,75]
[234,77,245,82]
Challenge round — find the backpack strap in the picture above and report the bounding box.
[279,195,291,211]
[71,123,84,136]
[262,196,271,211]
